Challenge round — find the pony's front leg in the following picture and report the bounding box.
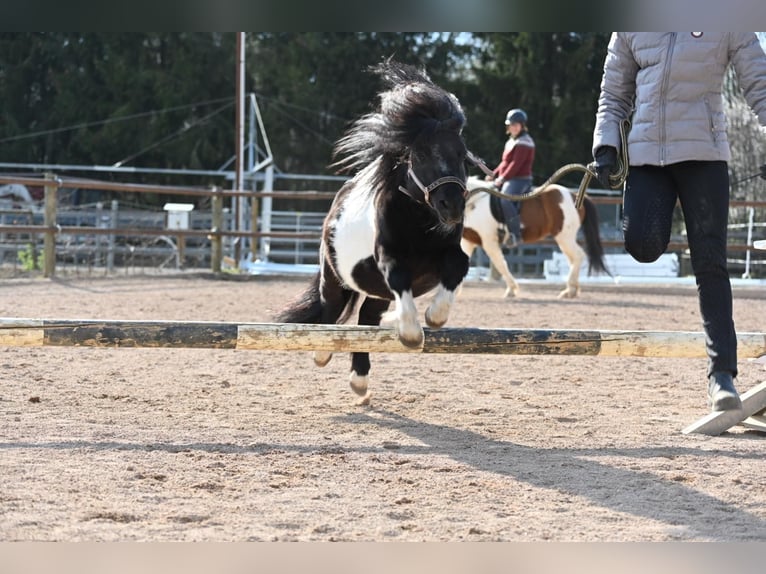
[482,240,520,298]
[425,246,469,328]
[384,290,423,348]
[424,285,454,328]
[379,262,423,348]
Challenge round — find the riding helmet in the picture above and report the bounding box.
[505,108,528,125]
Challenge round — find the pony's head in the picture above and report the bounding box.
[396,116,468,226]
[332,59,469,226]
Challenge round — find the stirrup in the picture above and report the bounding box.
[502,230,518,248]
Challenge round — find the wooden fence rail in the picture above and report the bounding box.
[0,173,764,277]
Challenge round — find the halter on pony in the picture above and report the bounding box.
[398,158,468,204]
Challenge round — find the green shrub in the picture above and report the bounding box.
[17,245,42,271]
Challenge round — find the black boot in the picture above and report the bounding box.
[707,371,742,412]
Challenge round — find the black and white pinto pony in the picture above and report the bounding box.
[276,61,473,403]
[461,177,609,299]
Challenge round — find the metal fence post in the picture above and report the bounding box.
[743,206,754,279]
[250,191,259,263]
[107,200,118,273]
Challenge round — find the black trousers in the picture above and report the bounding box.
[623,161,737,377]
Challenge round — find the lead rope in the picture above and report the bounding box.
[466,119,630,210]
[576,118,630,208]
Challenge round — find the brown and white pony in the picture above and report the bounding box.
[461,176,609,298]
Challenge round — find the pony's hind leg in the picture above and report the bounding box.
[555,229,586,299]
[349,296,391,405]
[314,262,354,367]
[550,189,588,299]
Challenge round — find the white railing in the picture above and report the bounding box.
[728,207,766,278]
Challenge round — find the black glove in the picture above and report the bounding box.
[593,146,618,188]
[759,164,766,181]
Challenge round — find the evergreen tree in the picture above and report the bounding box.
[246,32,473,189]
[457,32,610,187]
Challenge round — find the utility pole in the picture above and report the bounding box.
[233,32,246,265]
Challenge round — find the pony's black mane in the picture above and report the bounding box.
[332,60,466,176]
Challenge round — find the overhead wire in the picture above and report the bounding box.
[263,99,338,148]
[0,96,235,144]
[111,100,235,167]
[1,91,359,168]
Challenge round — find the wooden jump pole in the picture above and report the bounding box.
[1,318,765,358]
[3,317,765,436]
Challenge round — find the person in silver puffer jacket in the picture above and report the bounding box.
[592,32,766,413]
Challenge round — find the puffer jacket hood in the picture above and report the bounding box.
[593,32,766,166]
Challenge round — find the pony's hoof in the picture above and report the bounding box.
[424,308,447,329]
[557,288,579,299]
[424,287,454,328]
[349,373,369,396]
[314,351,333,367]
[356,392,372,406]
[397,329,424,349]
[503,287,518,298]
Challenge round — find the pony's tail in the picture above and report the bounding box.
[274,272,360,325]
[275,272,324,324]
[582,197,611,277]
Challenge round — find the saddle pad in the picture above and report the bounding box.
[489,194,521,224]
